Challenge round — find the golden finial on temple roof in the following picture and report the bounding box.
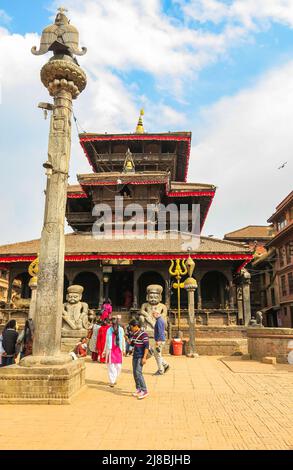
[135,109,145,134]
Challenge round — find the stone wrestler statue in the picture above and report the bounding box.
[140,284,167,336]
[62,285,90,331]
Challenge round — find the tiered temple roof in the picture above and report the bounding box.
[0,233,252,267]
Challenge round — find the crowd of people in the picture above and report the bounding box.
[83,297,169,400]
[0,296,170,400]
[0,318,35,367]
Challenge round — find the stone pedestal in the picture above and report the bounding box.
[61,329,87,353]
[247,327,293,363]
[0,11,88,405]
[0,359,85,404]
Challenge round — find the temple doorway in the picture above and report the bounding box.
[63,275,69,302]
[138,271,165,307]
[73,272,100,308]
[14,272,31,299]
[108,270,133,309]
[201,271,229,309]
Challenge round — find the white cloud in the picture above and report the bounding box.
[190,60,293,237]
[182,0,293,30]
[51,0,244,90]
[0,10,11,25]
[0,0,293,245]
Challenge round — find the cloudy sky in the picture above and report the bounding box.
[0,0,292,245]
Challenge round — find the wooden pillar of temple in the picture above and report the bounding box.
[133,269,139,309]
[229,280,235,309]
[7,269,14,304]
[219,282,225,308]
[197,280,202,309]
[65,269,75,286]
[165,278,171,310]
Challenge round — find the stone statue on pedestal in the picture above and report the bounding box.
[139,284,167,336]
[62,285,91,332]
[249,311,264,327]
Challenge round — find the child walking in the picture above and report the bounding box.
[129,319,150,400]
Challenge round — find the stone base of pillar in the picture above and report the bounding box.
[0,359,85,404]
[61,338,81,353]
[61,329,88,353]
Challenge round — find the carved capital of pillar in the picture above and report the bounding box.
[184,277,197,292]
[41,58,87,98]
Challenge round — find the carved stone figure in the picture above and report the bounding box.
[255,311,264,326]
[62,285,90,331]
[249,311,264,327]
[11,293,30,309]
[139,284,167,336]
[240,268,251,284]
[196,315,203,325]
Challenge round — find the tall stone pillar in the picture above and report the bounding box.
[242,272,252,326]
[184,257,198,358]
[28,11,86,362]
[236,268,251,326]
[0,10,88,404]
[33,75,85,360]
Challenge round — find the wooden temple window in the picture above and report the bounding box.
[161,142,176,153]
[67,199,91,213]
[95,143,109,154]
[145,143,160,153]
[112,143,128,153]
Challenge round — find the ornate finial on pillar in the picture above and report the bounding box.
[135,109,145,134]
[57,6,68,15]
[186,255,195,278]
[31,7,87,58]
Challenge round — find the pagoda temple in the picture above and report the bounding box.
[0,112,253,328]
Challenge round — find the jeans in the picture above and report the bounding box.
[132,356,147,392]
[1,356,15,367]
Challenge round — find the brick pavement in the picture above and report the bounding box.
[0,356,292,450]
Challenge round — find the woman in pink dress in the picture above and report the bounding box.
[103,317,125,387]
[100,299,112,321]
[96,319,110,363]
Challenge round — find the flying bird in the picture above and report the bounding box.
[278,162,287,169]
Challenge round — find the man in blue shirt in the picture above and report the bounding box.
[153,311,170,375]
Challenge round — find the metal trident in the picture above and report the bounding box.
[169,259,188,333]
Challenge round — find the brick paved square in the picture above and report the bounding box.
[0,356,292,450]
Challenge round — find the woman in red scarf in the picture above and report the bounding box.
[96,319,110,363]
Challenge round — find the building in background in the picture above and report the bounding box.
[265,191,293,327]
[0,268,21,305]
[0,115,253,328]
[224,225,274,317]
[0,269,9,303]
[224,225,274,255]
